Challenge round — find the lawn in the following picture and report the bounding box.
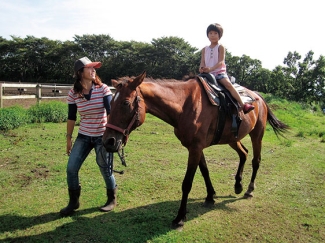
[0,102,324,242]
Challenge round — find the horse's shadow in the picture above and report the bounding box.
[0,195,243,242]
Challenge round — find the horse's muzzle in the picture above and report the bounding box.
[102,137,122,152]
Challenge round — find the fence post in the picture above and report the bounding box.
[53,83,56,97]
[36,84,42,105]
[0,83,3,108]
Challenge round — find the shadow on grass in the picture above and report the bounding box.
[0,195,243,243]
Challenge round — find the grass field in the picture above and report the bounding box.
[0,99,324,242]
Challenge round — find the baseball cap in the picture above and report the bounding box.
[74,57,102,72]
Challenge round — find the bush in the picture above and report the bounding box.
[28,101,67,123]
[0,106,29,131]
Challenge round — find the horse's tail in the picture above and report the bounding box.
[255,92,290,138]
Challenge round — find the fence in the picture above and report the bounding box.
[0,83,115,108]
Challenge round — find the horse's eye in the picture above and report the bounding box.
[123,100,130,106]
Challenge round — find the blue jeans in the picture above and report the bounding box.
[66,133,116,190]
[215,73,228,81]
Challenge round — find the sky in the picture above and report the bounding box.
[0,0,324,70]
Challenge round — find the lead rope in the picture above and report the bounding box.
[111,146,126,174]
[98,144,126,175]
[118,146,127,167]
[110,146,127,175]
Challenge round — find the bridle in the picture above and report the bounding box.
[105,88,142,146]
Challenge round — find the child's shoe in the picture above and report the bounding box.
[243,103,255,114]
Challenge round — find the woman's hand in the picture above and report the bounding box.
[66,137,72,155]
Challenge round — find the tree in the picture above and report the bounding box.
[150,37,198,79]
[306,55,325,105]
[226,52,262,89]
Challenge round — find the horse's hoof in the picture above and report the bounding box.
[234,185,243,194]
[203,198,215,207]
[171,219,184,230]
[244,192,254,198]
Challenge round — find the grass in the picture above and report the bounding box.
[0,100,324,242]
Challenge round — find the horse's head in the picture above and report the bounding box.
[103,71,146,152]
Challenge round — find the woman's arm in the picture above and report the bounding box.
[66,119,75,155]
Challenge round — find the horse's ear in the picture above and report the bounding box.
[111,79,119,88]
[129,71,146,90]
[140,70,146,78]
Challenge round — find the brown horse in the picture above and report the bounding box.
[102,71,289,228]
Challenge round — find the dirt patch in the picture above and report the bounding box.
[1,83,70,108]
[2,98,67,109]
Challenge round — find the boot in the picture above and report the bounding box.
[100,187,117,212]
[60,186,81,216]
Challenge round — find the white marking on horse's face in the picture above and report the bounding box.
[113,92,120,101]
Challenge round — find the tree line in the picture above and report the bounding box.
[0,34,324,107]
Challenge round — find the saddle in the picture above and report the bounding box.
[197,73,255,145]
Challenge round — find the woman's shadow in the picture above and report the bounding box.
[0,195,243,243]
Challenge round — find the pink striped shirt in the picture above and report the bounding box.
[67,84,112,136]
[204,44,227,76]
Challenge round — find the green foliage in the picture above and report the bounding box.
[27,101,67,123]
[0,106,28,131]
[0,34,324,109]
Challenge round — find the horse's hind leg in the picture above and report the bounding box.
[244,137,262,197]
[243,118,266,197]
[229,141,248,194]
[198,153,216,205]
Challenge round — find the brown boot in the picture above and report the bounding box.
[60,186,81,216]
[100,187,117,212]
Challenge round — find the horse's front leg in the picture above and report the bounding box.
[172,150,201,229]
[198,153,216,205]
[172,166,197,228]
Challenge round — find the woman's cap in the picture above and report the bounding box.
[74,57,102,72]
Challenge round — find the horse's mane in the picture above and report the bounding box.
[144,77,182,83]
[117,76,195,83]
[115,76,187,83]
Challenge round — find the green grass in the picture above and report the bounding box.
[0,100,324,242]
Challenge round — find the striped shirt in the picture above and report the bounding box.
[67,84,112,136]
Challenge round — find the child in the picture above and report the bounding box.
[199,23,254,114]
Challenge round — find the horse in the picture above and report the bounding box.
[102,71,289,229]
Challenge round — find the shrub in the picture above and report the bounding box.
[28,101,67,123]
[0,106,29,131]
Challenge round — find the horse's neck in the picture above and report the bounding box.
[140,82,184,127]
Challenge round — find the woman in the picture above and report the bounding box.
[60,57,117,216]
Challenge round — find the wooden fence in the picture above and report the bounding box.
[0,83,115,108]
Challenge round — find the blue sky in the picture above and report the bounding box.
[1,0,323,70]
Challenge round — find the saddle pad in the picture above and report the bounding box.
[197,76,220,106]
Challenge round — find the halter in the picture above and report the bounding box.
[105,88,142,146]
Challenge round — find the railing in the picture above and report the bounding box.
[0,83,115,108]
